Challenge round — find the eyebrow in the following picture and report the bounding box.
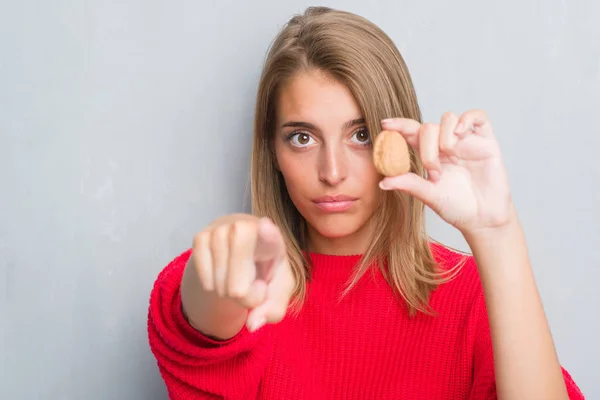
[281,118,365,130]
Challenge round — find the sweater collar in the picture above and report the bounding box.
[306,252,370,281]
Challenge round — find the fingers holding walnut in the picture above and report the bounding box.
[373,130,411,177]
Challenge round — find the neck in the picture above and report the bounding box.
[306,219,375,256]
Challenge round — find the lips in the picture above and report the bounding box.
[312,195,358,212]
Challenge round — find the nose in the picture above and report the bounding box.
[318,143,347,186]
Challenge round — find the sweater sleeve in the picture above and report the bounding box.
[147,249,276,400]
[469,291,585,400]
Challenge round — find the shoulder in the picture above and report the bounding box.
[430,240,477,278]
[428,240,485,311]
[430,240,472,268]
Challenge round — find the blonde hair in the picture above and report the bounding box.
[251,6,460,315]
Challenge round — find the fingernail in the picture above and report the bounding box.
[455,123,464,134]
[248,316,266,332]
[379,181,391,190]
[381,118,394,124]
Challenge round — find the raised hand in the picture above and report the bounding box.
[379,110,515,236]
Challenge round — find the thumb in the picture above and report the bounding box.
[379,173,438,207]
[246,260,294,332]
[245,292,290,333]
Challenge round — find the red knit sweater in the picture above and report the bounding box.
[147,243,584,399]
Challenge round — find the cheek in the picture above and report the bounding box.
[276,149,314,197]
[350,151,381,197]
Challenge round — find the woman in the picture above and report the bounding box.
[147,7,584,399]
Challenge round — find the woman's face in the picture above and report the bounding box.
[273,69,383,255]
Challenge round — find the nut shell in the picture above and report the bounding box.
[373,130,411,176]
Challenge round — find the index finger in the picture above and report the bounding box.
[254,218,286,263]
[380,118,422,148]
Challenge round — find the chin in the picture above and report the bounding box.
[307,213,366,239]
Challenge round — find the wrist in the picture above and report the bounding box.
[461,203,521,246]
[462,207,531,279]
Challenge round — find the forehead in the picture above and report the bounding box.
[276,69,362,123]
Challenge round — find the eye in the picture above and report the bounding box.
[350,128,371,145]
[288,132,315,147]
